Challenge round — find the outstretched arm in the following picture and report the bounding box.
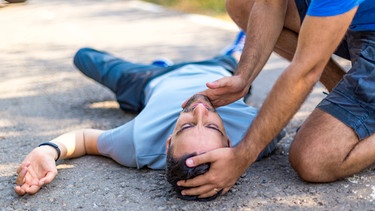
[15,129,103,196]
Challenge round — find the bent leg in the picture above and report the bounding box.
[290,30,375,182]
[225,0,254,31]
[289,109,375,182]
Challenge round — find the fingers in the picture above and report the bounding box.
[15,164,29,186]
[181,184,216,198]
[15,168,27,186]
[178,173,208,188]
[198,188,224,199]
[179,182,213,200]
[15,185,26,196]
[185,151,215,168]
[181,185,228,199]
[16,161,30,175]
[15,162,29,196]
[180,185,231,199]
[41,171,57,185]
[16,163,23,174]
[15,183,42,196]
[25,184,42,195]
[15,161,55,196]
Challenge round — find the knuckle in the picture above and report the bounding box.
[217,181,226,188]
[208,174,219,183]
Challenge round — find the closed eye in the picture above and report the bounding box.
[207,124,224,136]
[176,123,194,135]
[176,123,224,137]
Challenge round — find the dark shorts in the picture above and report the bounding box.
[295,0,375,140]
[318,31,375,140]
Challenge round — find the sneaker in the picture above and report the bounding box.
[221,30,246,56]
[151,58,174,67]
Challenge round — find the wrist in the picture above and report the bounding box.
[234,141,259,167]
[234,65,251,82]
[38,142,61,161]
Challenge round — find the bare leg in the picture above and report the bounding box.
[289,109,375,182]
[225,0,254,31]
[226,0,346,91]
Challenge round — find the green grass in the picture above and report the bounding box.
[142,0,230,19]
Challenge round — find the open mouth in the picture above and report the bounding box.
[192,102,211,110]
[183,94,215,112]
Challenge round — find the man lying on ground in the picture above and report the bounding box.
[15,32,284,201]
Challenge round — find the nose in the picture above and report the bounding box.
[193,103,209,119]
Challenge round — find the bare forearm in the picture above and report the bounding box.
[48,129,103,160]
[238,65,317,164]
[236,0,287,84]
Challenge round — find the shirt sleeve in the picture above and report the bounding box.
[97,120,138,167]
[307,0,365,17]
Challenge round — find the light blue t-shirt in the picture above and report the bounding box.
[97,64,259,170]
[307,0,375,31]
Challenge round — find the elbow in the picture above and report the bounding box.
[305,67,322,87]
[288,61,326,88]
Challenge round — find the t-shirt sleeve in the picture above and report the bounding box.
[97,120,138,167]
[307,0,365,17]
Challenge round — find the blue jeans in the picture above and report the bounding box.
[73,47,237,112]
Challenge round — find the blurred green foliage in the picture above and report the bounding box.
[143,0,228,18]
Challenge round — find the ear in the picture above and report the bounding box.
[165,135,172,153]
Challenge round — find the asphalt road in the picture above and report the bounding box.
[0,0,374,210]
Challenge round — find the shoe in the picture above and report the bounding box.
[221,30,246,56]
[151,58,173,67]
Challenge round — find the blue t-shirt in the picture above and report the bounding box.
[307,0,375,31]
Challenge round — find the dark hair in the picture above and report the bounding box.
[166,145,222,201]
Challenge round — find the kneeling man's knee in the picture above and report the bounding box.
[289,135,338,183]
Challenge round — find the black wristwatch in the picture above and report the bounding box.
[38,142,61,161]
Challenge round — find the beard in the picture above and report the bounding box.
[182,94,215,113]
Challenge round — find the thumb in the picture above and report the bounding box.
[186,152,215,167]
[206,77,230,89]
[40,170,57,185]
[181,99,188,108]
[206,80,220,89]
